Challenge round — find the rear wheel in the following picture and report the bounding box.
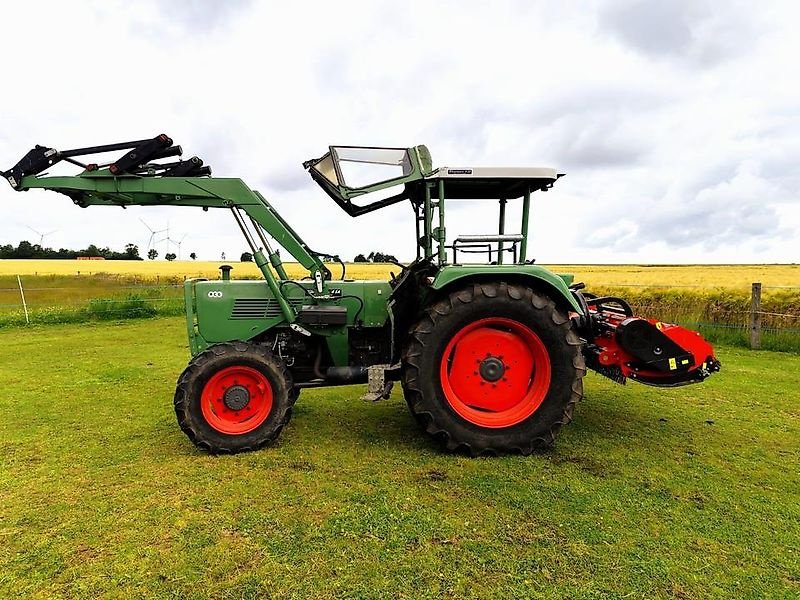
[401,282,585,455]
[174,342,295,454]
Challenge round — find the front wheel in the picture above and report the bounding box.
[174,342,295,454]
[401,282,585,455]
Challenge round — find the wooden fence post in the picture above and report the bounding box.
[16,275,30,325]
[749,282,762,349]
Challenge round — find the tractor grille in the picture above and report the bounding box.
[230,298,303,319]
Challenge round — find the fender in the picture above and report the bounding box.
[430,264,584,315]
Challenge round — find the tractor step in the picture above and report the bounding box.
[360,364,398,401]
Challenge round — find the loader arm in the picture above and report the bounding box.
[15,173,327,277]
[3,134,330,286]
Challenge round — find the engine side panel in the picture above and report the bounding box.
[191,279,392,344]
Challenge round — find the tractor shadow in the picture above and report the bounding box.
[288,385,700,458]
[152,385,703,461]
[566,389,712,455]
[290,391,436,454]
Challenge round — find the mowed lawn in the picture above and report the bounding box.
[0,319,798,598]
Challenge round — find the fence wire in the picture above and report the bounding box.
[1,278,798,351]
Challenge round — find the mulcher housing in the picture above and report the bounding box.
[3,135,720,455]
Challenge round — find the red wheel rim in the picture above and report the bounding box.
[439,317,551,428]
[200,366,273,435]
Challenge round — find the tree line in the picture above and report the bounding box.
[353,251,398,263]
[0,240,143,260]
[1,240,398,263]
[239,251,399,263]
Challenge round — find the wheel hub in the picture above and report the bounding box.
[223,385,251,411]
[439,317,552,428]
[479,356,505,382]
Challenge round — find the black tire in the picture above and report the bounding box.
[401,281,585,455]
[174,342,295,454]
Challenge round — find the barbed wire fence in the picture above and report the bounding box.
[588,281,800,351]
[2,276,799,351]
[0,279,186,325]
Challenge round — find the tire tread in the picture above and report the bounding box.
[401,281,585,456]
[173,342,295,454]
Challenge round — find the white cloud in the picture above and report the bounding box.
[0,0,798,265]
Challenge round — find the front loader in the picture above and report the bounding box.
[2,135,720,455]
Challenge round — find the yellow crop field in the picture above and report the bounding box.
[0,259,394,281]
[549,264,800,290]
[0,259,797,289]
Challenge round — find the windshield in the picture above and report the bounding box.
[331,146,412,188]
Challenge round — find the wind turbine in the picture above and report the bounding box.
[26,225,56,246]
[175,234,188,260]
[156,223,187,259]
[140,218,167,253]
[156,221,171,255]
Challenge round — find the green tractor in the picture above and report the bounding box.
[3,135,720,455]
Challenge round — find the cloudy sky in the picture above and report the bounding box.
[1,0,798,264]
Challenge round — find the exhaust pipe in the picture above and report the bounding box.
[324,366,368,384]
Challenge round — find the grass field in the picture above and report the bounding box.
[0,318,798,598]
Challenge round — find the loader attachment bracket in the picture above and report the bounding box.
[3,145,59,188]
